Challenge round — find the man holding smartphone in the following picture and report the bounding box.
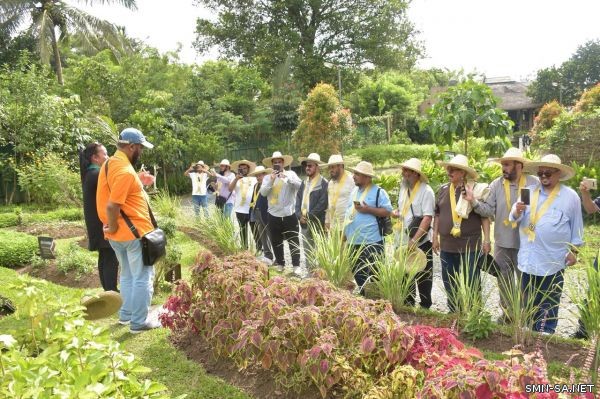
[466,148,538,323]
[510,154,583,334]
[229,159,257,249]
[260,151,302,272]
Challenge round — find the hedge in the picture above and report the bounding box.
[347,144,438,166]
[0,230,38,268]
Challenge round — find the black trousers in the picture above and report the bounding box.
[406,240,433,309]
[98,247,119,291]
[267,214,300,267]
[350,242,384,295]
[236,212,250,249]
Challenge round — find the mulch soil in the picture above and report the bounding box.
[16,222,86,240]
[18,262,101,289]
[171,330,323,399]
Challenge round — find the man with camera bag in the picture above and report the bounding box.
[208,159,236,218]
[97,128,160,334]
[392,158,435,309]
[229,159,257,249]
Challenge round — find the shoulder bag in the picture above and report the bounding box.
[375,188,393,236]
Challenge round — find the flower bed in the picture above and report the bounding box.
[160,250,593,398]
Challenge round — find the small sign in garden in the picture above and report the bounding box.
[38,236,56,259]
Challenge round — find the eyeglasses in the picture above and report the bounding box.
[537,170,557,178]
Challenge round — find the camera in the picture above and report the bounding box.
[273,164,282,172]
[238,168,243,175]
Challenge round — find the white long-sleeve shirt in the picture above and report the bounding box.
[233,176,257,214]
[260,171,302,217]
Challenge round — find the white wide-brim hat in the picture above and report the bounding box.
[263,151,293,168]
[490,147,528,164]
[437,154,479,180]
[81,291,122,320]
[248,165,273,176]
[195,161,208,170]
[400,158,429,183]
[219,159,231,167]
[231,159,257,173]
[525,154,575,181]
[348,161,376,178]
[320,154,345,167]
[298,153,324,165]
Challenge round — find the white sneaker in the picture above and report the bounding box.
[293,266,305,278]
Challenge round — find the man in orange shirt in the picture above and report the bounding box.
[97,128,159,333]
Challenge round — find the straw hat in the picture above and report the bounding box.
[298,153,325,165]
[490,148,528,164]
[437,154,479,180]
[400,158,429,183]
[524,154,575,181]
[262,151,293,168]
[219,159,231,167]
[394,246,427,274]
[348,161,376,178]
[81,291,122,320]
[195,161,208,171]
[231,159,257,173]
[320,154,345,168]
[248,165,273,176]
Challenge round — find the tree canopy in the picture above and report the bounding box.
[194,0,421,89]
[527,39,600,106]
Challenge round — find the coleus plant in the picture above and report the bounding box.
[161,249,569,398]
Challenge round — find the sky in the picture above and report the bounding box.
[71,0,600,81]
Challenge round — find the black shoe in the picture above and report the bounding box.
[571,329,588,340]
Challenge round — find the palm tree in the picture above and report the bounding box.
[0,0,137,85]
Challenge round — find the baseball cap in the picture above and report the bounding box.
[118,128,154,149]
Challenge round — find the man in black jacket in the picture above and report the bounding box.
[295,153,328,274]
[80,142,119,291]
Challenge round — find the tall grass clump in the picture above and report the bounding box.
[304,223,361,288]
[151,191,182,220]
[370,247,421,312]
[448,252,494,340]
[197,206,243,254]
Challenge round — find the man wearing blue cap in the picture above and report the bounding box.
[97,128,160,333]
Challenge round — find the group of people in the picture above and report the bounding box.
[187,147,595,336]
[81,127,596,337]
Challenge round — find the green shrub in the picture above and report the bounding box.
[16,153,82,207]
[28,208,83,223]
[56,241,96,276]
[0,212,19,228]
[348,143,437,166]
[0,230,38,268]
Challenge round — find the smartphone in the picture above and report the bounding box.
[353,201,361,207]
[273,164,282,172]
[583,177,598,190]
[520,188,530,206]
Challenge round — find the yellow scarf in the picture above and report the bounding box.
[250,183,260,208]
[347,184,371,222]
[394,180,421,231]
[523,184,561,242]
[503,175,526,228]
[301,175,320,216]
[449,183,462,237]
[269,178,284,205]
[328,172,347,214]
[239,177,251,205]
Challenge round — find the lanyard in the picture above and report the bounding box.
[301,175,320,214]
[269,177,284,205]
[238,177,251,205]
[401,180,421,219]
[524,185,560,242]
[503,175,526,228]
[329,172,347,212]
[250,184,260,208]
[449,183,462,237]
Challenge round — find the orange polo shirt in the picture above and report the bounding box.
[96,150,154,241]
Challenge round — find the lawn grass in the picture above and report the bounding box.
[0,266,250,399]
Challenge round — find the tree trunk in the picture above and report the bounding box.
[49,25,64,85]
[464,128,468,156]
[162,162,168,192]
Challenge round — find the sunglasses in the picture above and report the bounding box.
[537,170,557,178]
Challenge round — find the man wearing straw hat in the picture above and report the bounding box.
[465,148,538,322]
[229,159,257,249]
[208,159,236,218]
[184,161,210,217]
[295,153,329,273]
[510,154,583,334]
[344,161,393,295]
[392,158,435,309]
[433,154,491,313]
[260,151,302,272]
[321,154,355,230]
[248,166,274,265]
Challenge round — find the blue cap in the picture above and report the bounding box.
[118,128,154,149]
